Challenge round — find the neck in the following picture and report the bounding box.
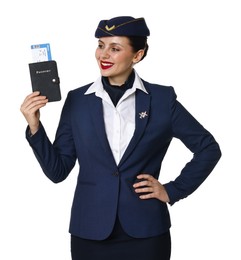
[108,70,134,86]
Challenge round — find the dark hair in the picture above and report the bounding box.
[128,36,149,61]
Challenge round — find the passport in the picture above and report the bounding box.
[29,60,61,102]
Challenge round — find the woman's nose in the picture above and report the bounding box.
[100,49,110,59]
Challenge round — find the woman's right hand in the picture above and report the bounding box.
[20,91,48,135]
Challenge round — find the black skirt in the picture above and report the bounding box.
[71,218,171,260]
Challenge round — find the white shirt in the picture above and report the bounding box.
[85,71,148,164]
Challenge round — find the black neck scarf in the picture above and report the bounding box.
[102,70,135,106]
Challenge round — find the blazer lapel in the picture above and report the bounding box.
[87,94,116,163]
[119,90,151,166]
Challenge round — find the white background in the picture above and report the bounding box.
[1,0,240,259]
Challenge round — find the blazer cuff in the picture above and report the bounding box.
[163,182,187,205]
[25,122,44,143]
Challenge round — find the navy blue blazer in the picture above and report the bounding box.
[26,79,221,240]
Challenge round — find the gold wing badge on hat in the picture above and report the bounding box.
[105,25,115,31]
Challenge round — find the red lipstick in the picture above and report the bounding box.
[101,61,114,70]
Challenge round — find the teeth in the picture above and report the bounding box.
[102,62,112,66]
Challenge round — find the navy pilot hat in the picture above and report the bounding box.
[95,16,150,38]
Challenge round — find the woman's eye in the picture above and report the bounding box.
[111,48,120,52]
[98,44,104,49]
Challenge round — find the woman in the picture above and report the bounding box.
[20,16,221,260]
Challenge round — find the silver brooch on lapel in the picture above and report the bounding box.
[139,111,148,119]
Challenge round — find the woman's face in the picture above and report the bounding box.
[95,36,143,85]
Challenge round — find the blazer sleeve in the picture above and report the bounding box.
[163,88,222,205]
[25,93,77,183]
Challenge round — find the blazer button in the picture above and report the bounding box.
[112,171,119,177]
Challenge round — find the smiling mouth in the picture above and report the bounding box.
[101,61,114,70]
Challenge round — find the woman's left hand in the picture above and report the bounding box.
[133,174,170,203]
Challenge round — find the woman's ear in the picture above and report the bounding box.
[133,49,145,64]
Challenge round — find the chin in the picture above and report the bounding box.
[100,70,112,77]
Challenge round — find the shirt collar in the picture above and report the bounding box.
[84,70,149,96]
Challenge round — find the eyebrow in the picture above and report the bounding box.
[98,39,124,47]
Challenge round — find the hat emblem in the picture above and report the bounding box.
[105,25,115,31]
